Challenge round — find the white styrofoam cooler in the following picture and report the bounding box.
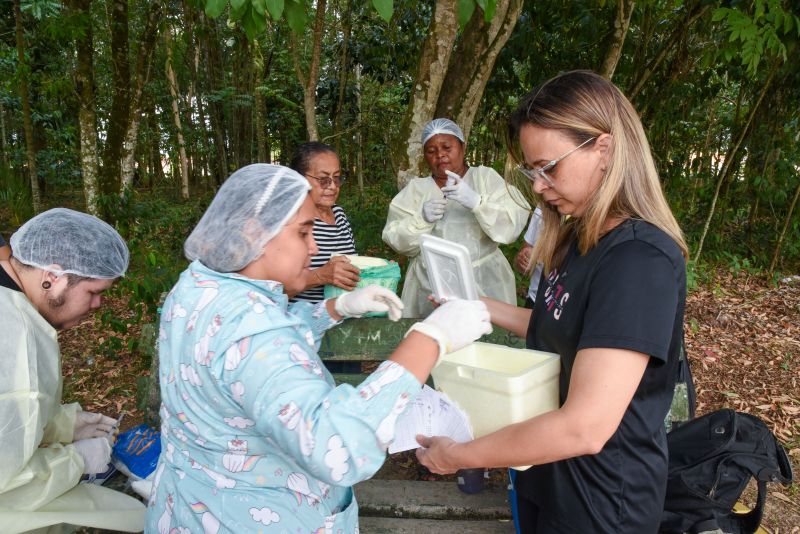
[431,342,561,439]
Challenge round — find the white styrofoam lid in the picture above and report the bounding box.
[420,234,478,301]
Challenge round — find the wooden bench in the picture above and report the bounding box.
[318,317,525,385]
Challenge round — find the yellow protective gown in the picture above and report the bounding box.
[382,165,529,317]
[0,286,145,534]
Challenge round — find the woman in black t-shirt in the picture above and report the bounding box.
[416,70,689,533]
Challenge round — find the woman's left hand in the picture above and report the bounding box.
[334,285,404,321]
[442,174,480,210]
[317,256,360,290]
[415,435,462,474]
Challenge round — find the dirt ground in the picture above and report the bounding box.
[60,269,800,532]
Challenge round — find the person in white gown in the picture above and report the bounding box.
[382,118,529,317]
[0,208,144,534]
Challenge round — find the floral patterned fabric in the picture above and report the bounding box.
[145,261,420,533]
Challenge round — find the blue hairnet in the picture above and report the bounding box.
[10,208,129,279]
[185,164,311,273]
[421,118,465,147]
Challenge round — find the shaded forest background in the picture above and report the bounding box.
[2,0,800,526]
[1,0,798,342]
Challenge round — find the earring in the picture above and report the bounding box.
[41,281,51,290]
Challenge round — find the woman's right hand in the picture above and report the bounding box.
[315,256,360,290]
[422,198,447,223]
[514,244,532,274]
[415,435,463,474]
[422,299,492,353]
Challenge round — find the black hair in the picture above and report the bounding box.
[289,142,338,176]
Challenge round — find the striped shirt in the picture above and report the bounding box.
[292,205,357,303]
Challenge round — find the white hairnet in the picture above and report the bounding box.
[185,164,311,273]
[10,208,129,279]
[421,118,465,147]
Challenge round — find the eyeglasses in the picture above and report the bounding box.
[306,171,347,189]
[516,136,596,188]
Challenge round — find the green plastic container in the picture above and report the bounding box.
[323,259,401,317]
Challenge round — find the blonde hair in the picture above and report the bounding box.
[506,70,688,274]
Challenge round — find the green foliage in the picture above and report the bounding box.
[283,0,307,35]
[718,251,760,277]
[0,166,33,227]
[338,181,398,260]
[372,0,393,23]
[712,1,798,75]
[205,0,497,37]
[458,0,476,28]
[205,0,227,18]
[94,190,210,358]
[265,0,285,20]
[20,0,62,20]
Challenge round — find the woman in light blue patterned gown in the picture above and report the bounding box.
[144,164,491,534]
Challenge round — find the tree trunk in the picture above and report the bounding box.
[253,44,275,163]
[120,3,162,192]
[14,0,42,213]
[769,175,800,275]
[332,0,352,151]
[394,0,459,188]
[202,15,229,185]
[694,64,777,261]
[183,2,211,186]
[290,0,327,141]
[435,0,522,143]
[0,100,7,167]
[149,96,165,187]
[355,63,363,192]
[164,27,189,199]
[689,97,719,216]
[70,0,101,215]
[228,33,252,169]
[600,0,635,80]
[254,43,268,163]
[102,0,129,196]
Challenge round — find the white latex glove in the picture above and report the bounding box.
[422,198,447,223]
[130,479,154,501]
[441,170,480,210]
[74,410,117,441]
[334,285,405,321]
[73,437,113,474]
[407,299,492,360]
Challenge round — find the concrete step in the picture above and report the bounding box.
[359,516,515,533]
[355,479,512,520]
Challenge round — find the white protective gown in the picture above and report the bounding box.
[0,286,145,534]
[382,165,529,317]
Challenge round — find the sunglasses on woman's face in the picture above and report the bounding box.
[306,171,348,189]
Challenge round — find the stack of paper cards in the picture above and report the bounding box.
[388,385,474,454]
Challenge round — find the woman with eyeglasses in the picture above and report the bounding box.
[289,142,359,303]
[416,71,689,533]
[382,118,529,318]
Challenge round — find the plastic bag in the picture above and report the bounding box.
[112,424,161,480]
[324,261,401,317]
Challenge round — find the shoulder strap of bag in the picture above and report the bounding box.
[717,479,767,534]
[678,338,697,419]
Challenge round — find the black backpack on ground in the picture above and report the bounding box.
[660,408,793,533]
